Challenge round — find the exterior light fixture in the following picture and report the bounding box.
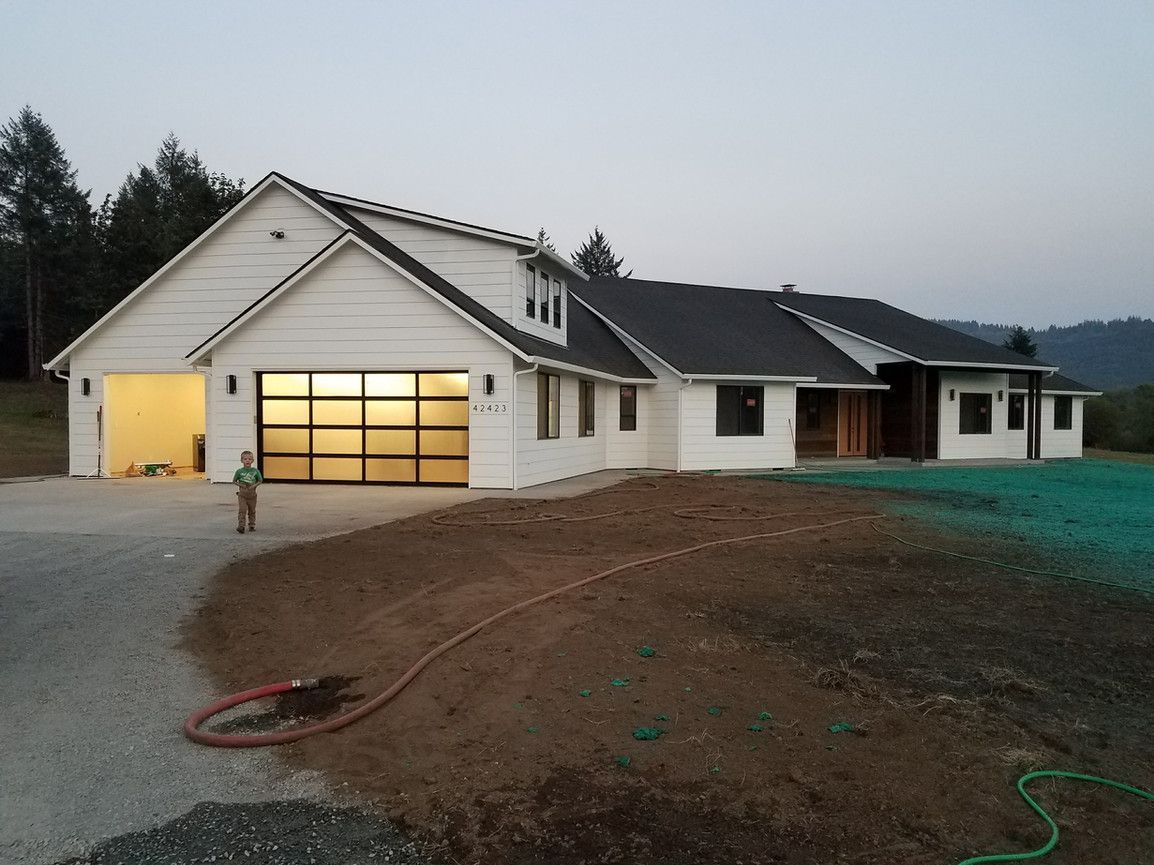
[81,377,91,396]
[949,389,955,401]
[997,390,1004,402]
[226,374,237,395]
[483,374,495,395]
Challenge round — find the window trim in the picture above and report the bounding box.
[619,385,637,431]
[578,379,595,437]
[958,392,993,435]
[537,373,560,439]
[716,385,764,437]
[552,278,562,328]
[1053,395,1073,430]
[525,264,536,318]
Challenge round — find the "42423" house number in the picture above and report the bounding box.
[471,403,509,413]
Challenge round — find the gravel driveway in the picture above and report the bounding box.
[0,477,482,864]
[0,471,627,864]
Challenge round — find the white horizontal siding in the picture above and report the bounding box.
[937,372,1010,459]
[515,371,607,488]
[351,210,519,325]
[604,382,649,469]
[64,183,343,475]
[680,382,795,471]
[208,242,515,488]
[800,319,907,373]
[1041,395,1085,458]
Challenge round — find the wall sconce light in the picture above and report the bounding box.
[948,388,955,401]
[226,374,237,395]
[483,374,495,395]
[997,390,1004,402]
[81,377,91,396]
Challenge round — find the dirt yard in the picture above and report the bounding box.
[183,476,1154,865]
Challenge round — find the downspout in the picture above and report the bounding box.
[676,378,693,472]
[51,369,70,383]
[511,363,539,490]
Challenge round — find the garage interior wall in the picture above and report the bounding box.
[104,374,206,475]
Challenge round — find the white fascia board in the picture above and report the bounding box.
[567,293,686,378]
[1008,388,1103,397]
[801,381,890,390]
[535,246,589,282]
[928,360,1060,372]
[684,373,820,382]
[772,304,922,363]
[187,232,533,366]
[44,174,333,371]
[530,357,653,384]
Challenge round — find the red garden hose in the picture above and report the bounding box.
[185,509,882,747]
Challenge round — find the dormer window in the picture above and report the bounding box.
[525,264,536,318]
[539,269,550,320]
[553,279,561,328]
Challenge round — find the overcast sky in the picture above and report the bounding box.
[5,1,1152,326]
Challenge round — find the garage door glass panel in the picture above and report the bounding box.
[263,456,309,480]
[263,399,309,425]
[312,457,362,481]
[312,400,363,426]
[312,373,362,397]
[365,458,417,482]
[365,429,416,455]
[420,459,469,484]
[312,428,363,454]
[420,429,469,456]
[419,400,468,427]
[263,427,309,454]
[365,373,416,397]
[261,373,309,396]
[419,372,469,397]
[365,400,416,426]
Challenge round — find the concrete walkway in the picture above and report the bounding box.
[0,471,633,864]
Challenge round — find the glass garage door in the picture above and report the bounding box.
[257,371,469,485]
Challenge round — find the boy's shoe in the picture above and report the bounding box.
[236,526,245,534]
[248,526,256,532]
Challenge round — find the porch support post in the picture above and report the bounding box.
[1029,371,1042,460]
[911,364,926,463]
[868,390,882,459]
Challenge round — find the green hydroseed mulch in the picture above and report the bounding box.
[757,460,1154,592]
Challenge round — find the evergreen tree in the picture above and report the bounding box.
[571,226,632,278]
[536,226,556,252]
[99,133,244,307]
[1002,324,1038,357]
[0,106,94,379]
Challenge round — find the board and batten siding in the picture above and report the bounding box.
[207,243,515,487]
[679,382,796,471]
[515,371,607,488]
[350,209,522,328]
[936,372,1011,460]
[797,319,907,374]
[65,183,344,475]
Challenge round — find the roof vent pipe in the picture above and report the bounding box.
[780,283,797,293]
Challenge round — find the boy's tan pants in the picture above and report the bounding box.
[237,487,257,528]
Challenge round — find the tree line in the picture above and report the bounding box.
[0,106,633,381]
[0,107,246,379]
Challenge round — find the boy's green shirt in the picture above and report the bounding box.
[233,466,263,486]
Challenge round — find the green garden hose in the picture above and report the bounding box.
[957,770,1154,864]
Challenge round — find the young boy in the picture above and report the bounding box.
[233,450,263,534]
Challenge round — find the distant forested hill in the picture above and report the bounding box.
[936,317,1154,390]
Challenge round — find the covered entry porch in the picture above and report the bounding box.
[794,387,882,459]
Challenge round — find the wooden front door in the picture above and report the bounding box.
[838,391,869,457]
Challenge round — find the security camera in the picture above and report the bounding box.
[269,229,285,239]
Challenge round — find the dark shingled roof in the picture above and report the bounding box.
[773,291,1058,369]
[1009,372,1100,393]
[262,175,654,380]
[572,278,884,385]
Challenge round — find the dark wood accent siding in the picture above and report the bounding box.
[877,362,938,459]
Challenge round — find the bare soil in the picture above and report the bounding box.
[183,476,1154,864]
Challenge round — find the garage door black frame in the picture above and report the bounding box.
[256,370,469,487]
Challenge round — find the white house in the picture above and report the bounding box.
[45,173,1100,488]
